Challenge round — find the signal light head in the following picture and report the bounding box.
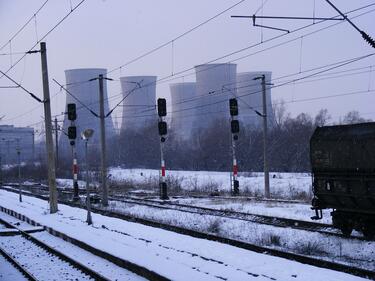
[229,98,238,116]
[68,126,77,139]
[67,103,77,121]
[157,98,167,117]
[231,120,240,134]
[158,121,167,136]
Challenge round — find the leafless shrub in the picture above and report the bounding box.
[206,218,222,234]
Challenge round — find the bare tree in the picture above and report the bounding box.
[314,109,331,127]
[342,110,372,124]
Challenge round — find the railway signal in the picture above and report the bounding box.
[157,98,168,200]
[67,103,77,121]
[66,103,79,201]
[229,98,239,195]
[68,126,77,139]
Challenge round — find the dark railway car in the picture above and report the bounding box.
[310,122,375,238]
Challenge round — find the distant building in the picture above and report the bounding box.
[193,63,237,131]
[120,76,157,132]
[59,68,116,160]
[170,82,196,141]
[0,125,34,164]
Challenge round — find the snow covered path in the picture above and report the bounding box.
[0,190,369,281]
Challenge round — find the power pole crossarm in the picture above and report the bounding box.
[40,42,58,213]
[325,0,375,48]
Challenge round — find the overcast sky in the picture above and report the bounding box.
[0,0,374,137]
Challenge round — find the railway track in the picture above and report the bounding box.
[1,185,374,280]
[110,195,367,241]
[0,215,108,281]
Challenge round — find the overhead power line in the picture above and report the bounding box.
[52,79,99,117]
[106,0,248,75]
[325,0,375,48]
[0,0,49,52]
[0,0,87,82]
[0,69,43,103]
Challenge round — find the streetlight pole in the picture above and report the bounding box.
[82,129,94,225]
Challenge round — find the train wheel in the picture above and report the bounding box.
[362,225,375,239]
[340,223,353,237]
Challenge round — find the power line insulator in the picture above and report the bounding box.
[361,31,375,49]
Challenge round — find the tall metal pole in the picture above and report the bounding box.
[261,75,270,198]
[54,117,59,171]
[85,140,92,225]
[40,42,58,213]
[98,75,108,206]
[16,139,22,202]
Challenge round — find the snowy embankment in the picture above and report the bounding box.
[0,190,367,281]
[108,168,312,199]
[104,199,374,271]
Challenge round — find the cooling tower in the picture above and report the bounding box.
[170,82,196,140]
[236,72,274,129]
[193,63,237,131]
[59,68,115,159]
[120,76,157,131]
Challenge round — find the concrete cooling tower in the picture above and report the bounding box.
[193,63,237,131]
[236,72,274,129]
[59,68,115,159]
[120,76,157,131]
[170,82,196,140]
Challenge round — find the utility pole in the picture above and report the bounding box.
[261,75,270,198]
[40,42,58,213]
[54,117,59,171]
[98,74,108,206]
[254,75,270,198]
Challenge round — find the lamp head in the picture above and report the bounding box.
[81,128,94,140]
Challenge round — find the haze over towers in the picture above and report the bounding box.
[58,64,274,153]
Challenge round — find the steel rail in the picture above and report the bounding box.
[0,186,373,279]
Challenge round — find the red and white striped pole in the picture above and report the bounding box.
[231,136,239,195]
[72,141,79,201]
[157,98,168,200]
[229,98,239,195]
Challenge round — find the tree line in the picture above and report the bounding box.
[106,104,372,173]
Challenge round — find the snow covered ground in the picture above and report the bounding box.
[0,211,145,281]
[0,254,28,281]
[108,168,312,200]
[0,189,371,281]
[103,199,374,271]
